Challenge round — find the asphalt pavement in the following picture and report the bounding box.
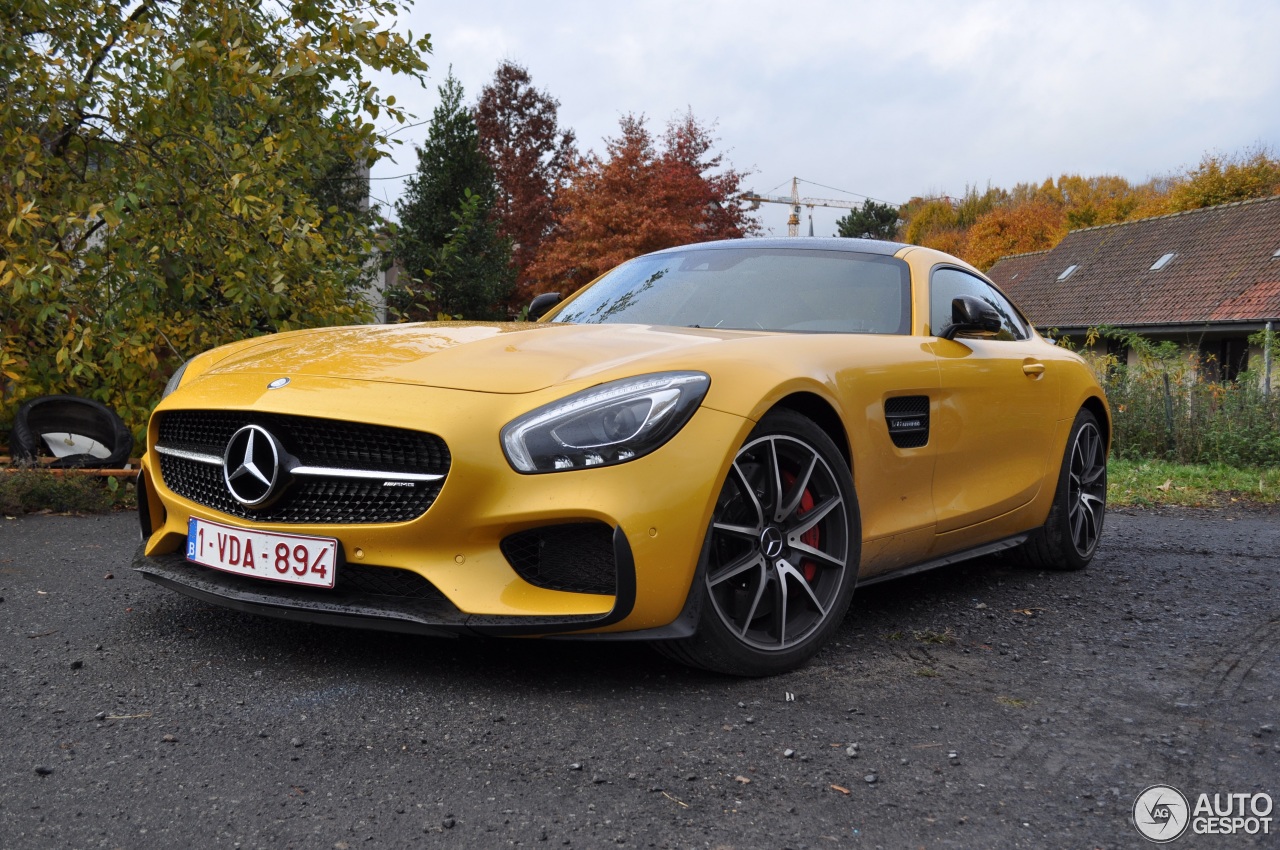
[1,507,1276,849]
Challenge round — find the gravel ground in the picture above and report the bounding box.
[1,507,1276,849]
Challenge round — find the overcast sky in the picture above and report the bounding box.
[367,0,1280,237]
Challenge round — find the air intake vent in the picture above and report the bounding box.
[501,523,616,595]
[884,396,930,449]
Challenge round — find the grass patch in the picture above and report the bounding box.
[0,470,134,515]
[914,667,940,678]
[997,696,1029,709]
[1107,458,1280,508]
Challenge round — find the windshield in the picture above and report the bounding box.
[551,247,911,334]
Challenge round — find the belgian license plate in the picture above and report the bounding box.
[186,518,337,589]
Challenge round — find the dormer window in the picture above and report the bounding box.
[1057,264,1078,281]
[1150,252,1176,271]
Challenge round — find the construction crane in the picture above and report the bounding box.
[743,177,863,237]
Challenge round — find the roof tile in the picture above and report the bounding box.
[988,195,1280,328]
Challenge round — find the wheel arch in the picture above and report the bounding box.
[1080,394,1111,452]
[768,391,851,468]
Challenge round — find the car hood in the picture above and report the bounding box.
[201,322,750,394]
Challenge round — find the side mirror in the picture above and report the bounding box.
[528,292,561,321]
[940,295,1001,340]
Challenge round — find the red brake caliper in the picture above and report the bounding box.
[783,470,822,582]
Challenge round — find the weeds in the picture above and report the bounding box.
[1062,327,1280,467]
[0,470,134,516]
[913,629,957,646]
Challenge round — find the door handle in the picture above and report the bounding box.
[1022,360,1046,377]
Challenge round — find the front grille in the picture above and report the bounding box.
[501,523,616,595]
[156,411,450,524]
[158,412,449,473]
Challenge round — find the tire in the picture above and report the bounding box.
[656,409,860,676]
[1015,408,1107,571]
[10,395,134,469]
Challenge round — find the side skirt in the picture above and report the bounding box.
[857,532,1029,588]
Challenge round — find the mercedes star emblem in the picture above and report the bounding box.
[223,425,283,507]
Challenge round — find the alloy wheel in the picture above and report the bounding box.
[704,434,850,651]
[1067,421,1107,557]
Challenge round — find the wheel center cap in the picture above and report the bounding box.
[759,526,785,559]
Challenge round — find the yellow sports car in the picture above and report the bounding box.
[134,238,1108,676]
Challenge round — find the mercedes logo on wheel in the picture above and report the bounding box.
[760,526,785,559]
[223,425,284,507]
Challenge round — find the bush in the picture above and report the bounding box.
[0,469,132,515]
[1070,328,1280,466]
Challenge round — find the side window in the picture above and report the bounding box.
[929,267,1029,341]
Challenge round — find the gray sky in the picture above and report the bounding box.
[368,0,1280,237]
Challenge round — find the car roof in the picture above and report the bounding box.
[646,237,908,258]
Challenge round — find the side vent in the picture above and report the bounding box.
[884,396,930,449]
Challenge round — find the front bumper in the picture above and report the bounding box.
[132,523,639,638]
[136,376,752,635]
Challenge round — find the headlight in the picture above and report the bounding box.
[501,372,710,473]
[161,358,192,399]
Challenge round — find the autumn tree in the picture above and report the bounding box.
[964,201,1067,271]
[474,61,576,304]
[901,175,1173,267]
[660,112,759,243]
[528,112,759,295]
[1166,146,1280,212]
[835,199,900,239]
[394,71,512,320]
[0,0,429,433]
[901,197,965,255]
[893,146,1280,272]
[953,185,1007,229]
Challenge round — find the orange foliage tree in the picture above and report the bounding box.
[474,61,577,305]
[899,146,1280,271]
[964,201,1067,271]
[526,112,759,295]
[901,197,965,257]
[901,185,1008,259]
[1166,147,1280,212]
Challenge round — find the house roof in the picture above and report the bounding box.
[987,195,1280,330]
